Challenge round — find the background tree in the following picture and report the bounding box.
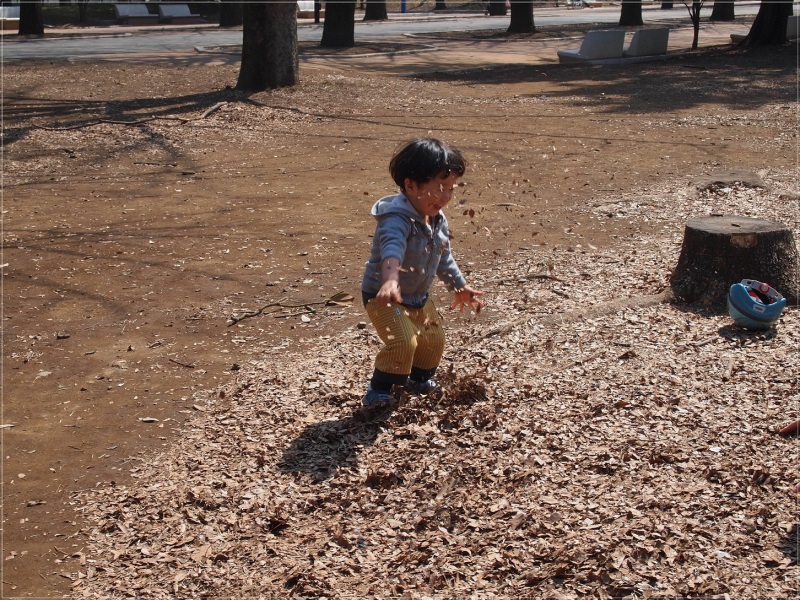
[709,0,734,21]
[487,0,508,16]
[321,0,356,47]
[508,0,534,33]
[18,0,44,35]
[77,0,90,24]
[434,0,447,9]
[743,0,792,44]
[364,0,388,21]
[661,1,674,8]
[220,0,244,27]
[237,1,298,91]
[682,0,703,49]
[619,0,643,26]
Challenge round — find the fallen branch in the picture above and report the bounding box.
[200,101,228,119]
[227,298,289,326]
[169,358,196,369]
[480,289,674,340]
[33,101,229,132]
[34,116,190,131]
[228,292,354,326]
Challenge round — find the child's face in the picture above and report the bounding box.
[404,173,460,219]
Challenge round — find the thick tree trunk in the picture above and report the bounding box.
[321,0,356,47]
[220,0,243,27]
[661,2,674,8]
[508,0,535,33]
[434,0,448,10]
[671,217,799,306]
[237,2,298,91]
[709,0,734,21]
[363,0,387,21]
[18,1,44,36]
[619,0,643,26]
[744,0,792,45]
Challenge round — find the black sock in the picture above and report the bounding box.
[410,366,437,383]
[369,379,393,393]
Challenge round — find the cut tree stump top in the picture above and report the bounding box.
[687,216,787,235]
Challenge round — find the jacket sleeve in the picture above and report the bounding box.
[376,213,412,262]
[437,222,467,291]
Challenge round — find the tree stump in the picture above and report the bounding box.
[670,216,799,307]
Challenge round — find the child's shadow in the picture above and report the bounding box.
[278,410,384,482]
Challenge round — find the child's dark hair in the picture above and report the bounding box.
[389,138,467,190]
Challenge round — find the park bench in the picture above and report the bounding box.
[113,4,158,26]
[157,4,203,24]
[0,5,20,33]
[730,15,799,43]
[297,0,322,18]
[557,29,626,62]
[623,27,670,57]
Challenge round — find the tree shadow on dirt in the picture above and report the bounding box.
[1,87,244,147]
[416,44,797,114]
[277,412,385,482]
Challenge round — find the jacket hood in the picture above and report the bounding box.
[370,193,422,220]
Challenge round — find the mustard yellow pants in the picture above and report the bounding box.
[365,298,445,381]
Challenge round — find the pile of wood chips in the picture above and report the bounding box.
[72,172,798,598]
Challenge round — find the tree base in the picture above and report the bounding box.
[670,216,799,307]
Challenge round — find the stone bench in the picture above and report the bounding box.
[557,29,626,63]
[157,4,203,24]
[0,5,19,33]
[731,15,799,43]
[113,3,158,26]
[623,27,670,57]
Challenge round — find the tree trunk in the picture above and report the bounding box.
[77,0,89,24]
[237,2,298,91]
[691,3,701,48]
[363,0,387,21]
[619,0,643,26]
[220,0,244,27]
[682,0,703,49]
[508,0,535,33]
[661,2,674,8]
[18,1,44,36]
[709,0,734,21]
[487,0,508,16]
[743,0,792,45]
[670,217,800,306]
[434,0,448,9]
[321,0,356,47]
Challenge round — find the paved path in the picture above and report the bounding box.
[1,7,758,74]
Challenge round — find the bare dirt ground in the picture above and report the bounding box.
[2,38,798,598]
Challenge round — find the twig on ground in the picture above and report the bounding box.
[33,102,229,132]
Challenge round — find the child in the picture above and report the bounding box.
[360,137,484,410]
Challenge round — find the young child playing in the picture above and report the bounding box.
[360,137,484,410]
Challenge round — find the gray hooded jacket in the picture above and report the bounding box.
[361,193,467,307]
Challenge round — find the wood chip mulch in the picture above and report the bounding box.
[71,170,798,598]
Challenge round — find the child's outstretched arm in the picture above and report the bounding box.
[375,257,403,305]
[451,285,484,314]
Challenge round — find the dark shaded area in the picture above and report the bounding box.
[416,43,797,114]
[278,414,383,481]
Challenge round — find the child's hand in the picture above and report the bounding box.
[376,280,402,305]
[451,286,484,314]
